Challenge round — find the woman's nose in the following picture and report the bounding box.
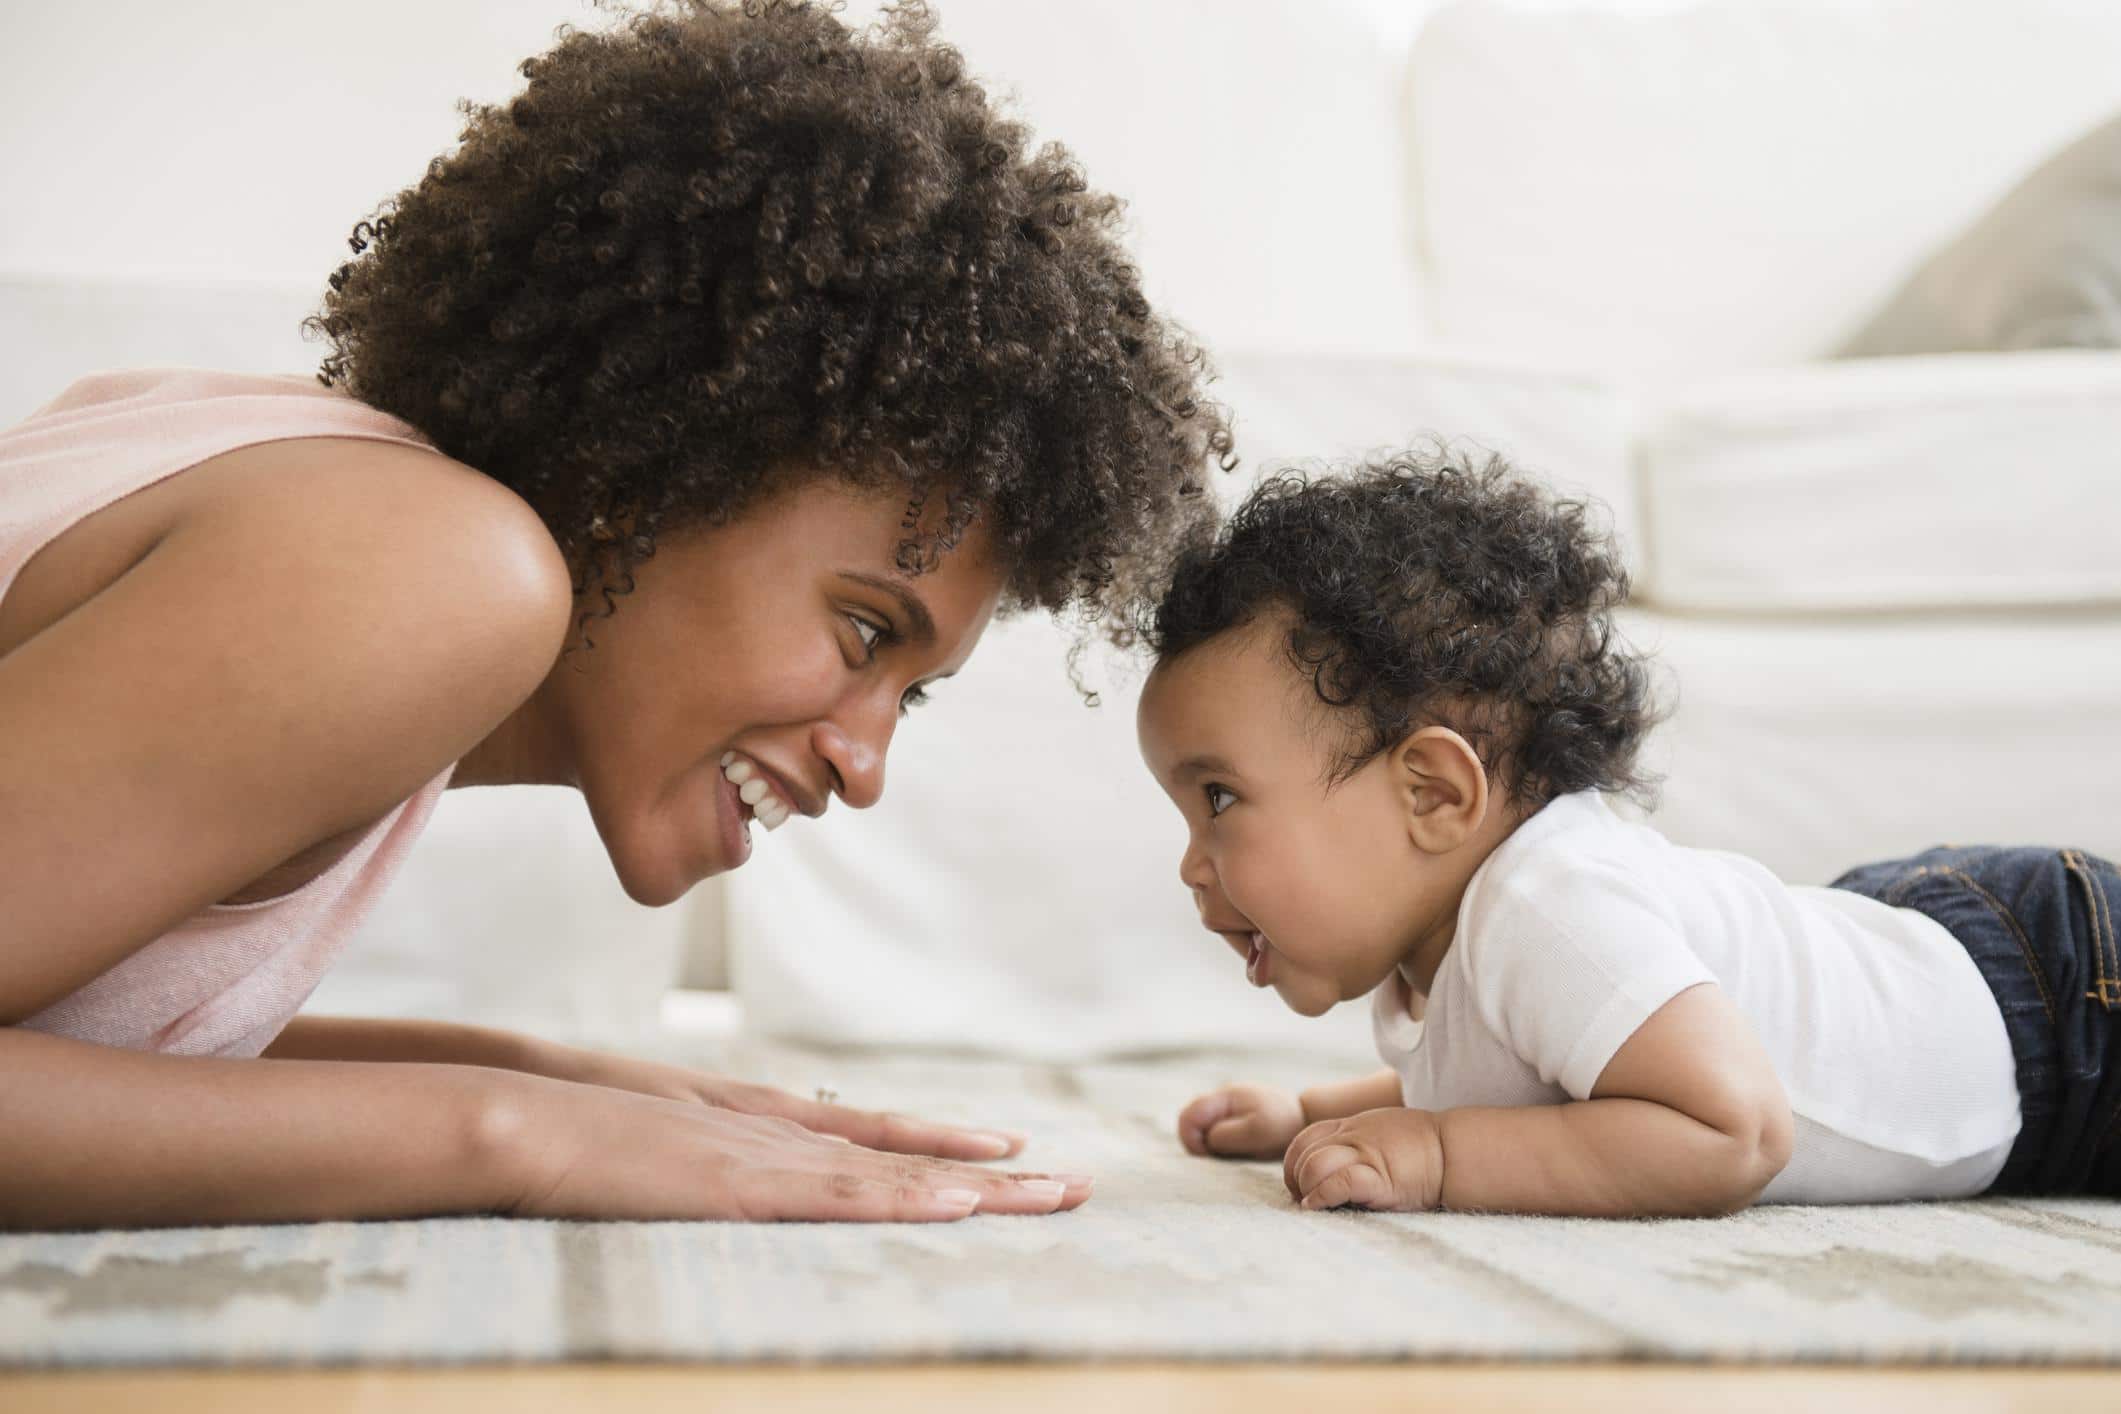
[812,706,894,810]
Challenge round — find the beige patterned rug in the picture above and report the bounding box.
[5,1035,2121,1367]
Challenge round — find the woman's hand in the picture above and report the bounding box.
[1177,1083,1308,1159]
[487,1069,1091,1222]
[1282,1107,1444,1212]
[555,1049,1029,1161]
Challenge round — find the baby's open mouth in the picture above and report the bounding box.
[1245,931,1272,988]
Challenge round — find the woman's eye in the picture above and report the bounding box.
[1204,784,1235,816]
[898,684,932,716]
[848,615,886,657]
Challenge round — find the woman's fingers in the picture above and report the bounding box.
[915,1166,1087,1215]
[723,1083,1027,1161]
[823,1105,1027,1161]
[740,1169,986,1223]
[832,1147,1093,1215]
[997,1170,1095,1211]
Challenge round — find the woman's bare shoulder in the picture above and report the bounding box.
[1,435,573,668]
[182,436,574,631]
[0,436,576,1017]
[159,434,580,763]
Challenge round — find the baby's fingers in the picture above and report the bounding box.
[1301,1158,1389,1212]
[1177,1090,1238,1156]
[1282,1118,1342,1199]
[1204,1110,1284,1158]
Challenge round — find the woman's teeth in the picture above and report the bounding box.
[720,752,792,831]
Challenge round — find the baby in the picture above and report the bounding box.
[1135,450,2120,1217]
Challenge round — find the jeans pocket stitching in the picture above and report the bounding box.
[1932,865,2059,1030]
[2064,850,2121,1010]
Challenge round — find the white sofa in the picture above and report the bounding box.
[4,0,2118,1060]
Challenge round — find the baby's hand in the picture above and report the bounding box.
[1283,1107,1445,1212]
[1177,1084,1308,1159]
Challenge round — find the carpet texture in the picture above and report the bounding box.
[5,1035,2121,1367]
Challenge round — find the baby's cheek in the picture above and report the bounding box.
[1254,864,1336,958]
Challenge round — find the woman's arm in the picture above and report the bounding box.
[262,1015,550,1070]
[1283,984,1795,1217]
[0,1026,1089,1229]
[0,1026,518,1228]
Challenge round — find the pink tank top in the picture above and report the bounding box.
[2,369,457,1058]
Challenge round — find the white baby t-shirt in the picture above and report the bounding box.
[1370,792,2022,1204]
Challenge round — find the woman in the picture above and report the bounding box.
[0,1,1227,1227]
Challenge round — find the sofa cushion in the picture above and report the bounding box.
[1839,111,2121,357]
[1636,351,2121,613]
[1625,607,2121,887]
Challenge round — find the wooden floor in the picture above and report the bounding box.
[6,1364,2121,1412]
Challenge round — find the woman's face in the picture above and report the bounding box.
[513,478,1006,905]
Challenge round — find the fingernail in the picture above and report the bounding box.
[935,1188,983,1210]
[1049,1173,1095,1188]
[1015,1179,1067,1202]
[966,1134,1014,1157]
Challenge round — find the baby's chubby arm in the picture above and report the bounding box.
[1179,1068,1403,1160]
[1284,984,1794,1217]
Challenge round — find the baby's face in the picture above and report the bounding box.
[1136,616,1455,1017]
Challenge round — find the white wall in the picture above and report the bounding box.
[0,0,1430,358]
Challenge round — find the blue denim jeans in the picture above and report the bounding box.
[1830,846,2121,1196]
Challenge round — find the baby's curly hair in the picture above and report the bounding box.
[1145,448,1662,810]
[308,0,1229,634]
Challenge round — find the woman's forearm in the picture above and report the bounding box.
[263,1013,559,1073]
[1300,1067,1404,1125]
[0,1026,528,1229]
[1437,1097,1787,1217]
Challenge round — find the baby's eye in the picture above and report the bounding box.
[1204,784,1235,816]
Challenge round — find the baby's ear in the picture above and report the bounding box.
[1393,726,1490,855]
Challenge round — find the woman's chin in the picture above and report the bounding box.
[606,831,721,907]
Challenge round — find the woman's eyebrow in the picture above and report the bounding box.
[839,571,935,644]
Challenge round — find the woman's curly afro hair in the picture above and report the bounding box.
[1145,448,1662,810]
[309,0,1230,635]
